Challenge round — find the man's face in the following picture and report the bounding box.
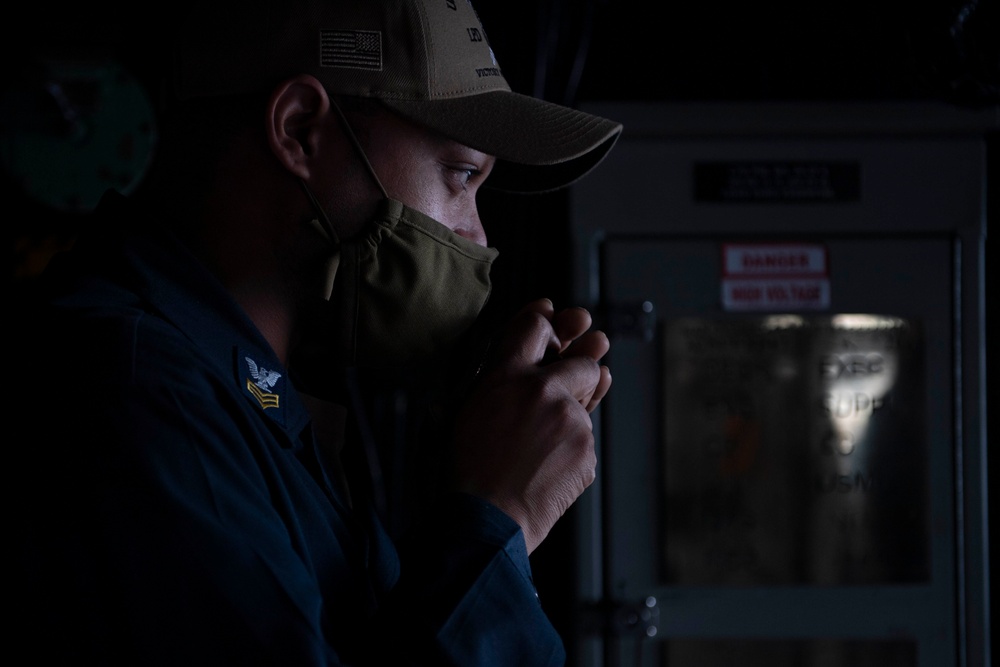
[341,108,495,247]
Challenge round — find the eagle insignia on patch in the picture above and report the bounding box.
[245,356,281,409]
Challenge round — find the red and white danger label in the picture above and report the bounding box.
[721,243,830,311]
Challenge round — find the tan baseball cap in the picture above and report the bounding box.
[174,0,622,193]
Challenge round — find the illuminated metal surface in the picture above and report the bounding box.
[661,315,928,586]
[662,639,916,667]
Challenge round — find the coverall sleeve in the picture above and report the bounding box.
[15,312,566,666]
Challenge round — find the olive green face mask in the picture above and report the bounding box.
[297,100,498,368]
[305,195,497,367]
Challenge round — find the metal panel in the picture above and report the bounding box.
[569,102,993,667]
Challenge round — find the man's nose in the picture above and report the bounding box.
[454,211,488,247]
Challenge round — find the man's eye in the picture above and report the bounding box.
[447,166,480,190]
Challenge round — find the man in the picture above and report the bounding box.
[13,1,621,664]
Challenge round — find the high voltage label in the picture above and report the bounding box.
[722,242,830,311]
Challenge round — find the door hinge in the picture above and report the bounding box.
[600,301,656,341]
[580,596,659,638]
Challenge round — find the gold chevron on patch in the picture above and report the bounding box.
[246,378,280,409]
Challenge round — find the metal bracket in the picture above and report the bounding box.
[580,596,659,638]
[600,300,656,342]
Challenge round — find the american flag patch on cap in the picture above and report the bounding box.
[320,30,383,70]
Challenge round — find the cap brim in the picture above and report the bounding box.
[381,91,622,194]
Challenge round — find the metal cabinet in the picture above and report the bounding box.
[570,102,995,667]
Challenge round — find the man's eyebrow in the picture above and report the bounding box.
[439,139,494,163]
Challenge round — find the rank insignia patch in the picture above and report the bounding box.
[244,356,281,410]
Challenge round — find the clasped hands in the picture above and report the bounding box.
[453,298,611,553]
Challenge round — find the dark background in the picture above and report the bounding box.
[474,6,997,658]
[4,1,996,662]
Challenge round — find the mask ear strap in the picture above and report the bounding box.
[299,178,340,246]
[298,179,341,300]
[298,96,390,245]
[329,97,390,200]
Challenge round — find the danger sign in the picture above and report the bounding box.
[722,243,830,311]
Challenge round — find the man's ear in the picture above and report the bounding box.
[266,74,331,179]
